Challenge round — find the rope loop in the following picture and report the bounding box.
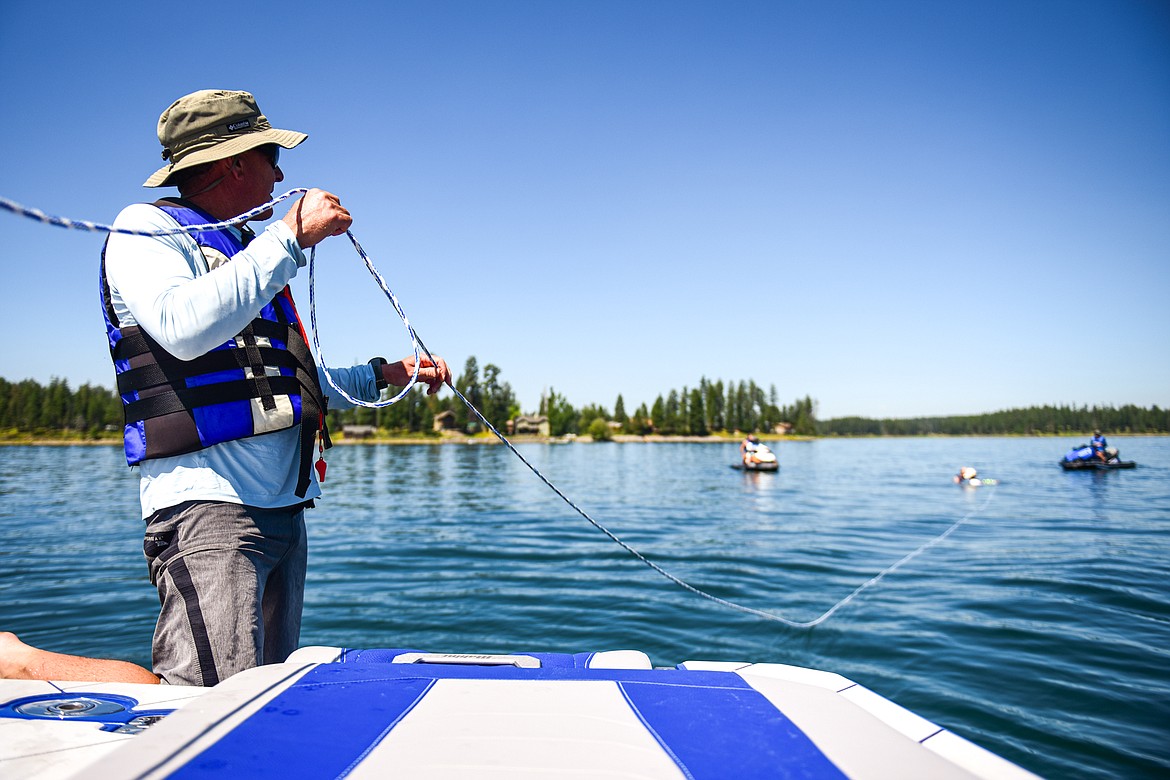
[308,231,422,408]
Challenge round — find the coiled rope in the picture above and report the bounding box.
[309,232,422,407]
[2,189,997,628]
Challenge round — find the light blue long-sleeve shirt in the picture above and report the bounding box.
[105,203,379,517]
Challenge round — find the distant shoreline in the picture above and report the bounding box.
[2,432,1161,448]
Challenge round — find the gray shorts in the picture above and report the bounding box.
[143,500,308,686]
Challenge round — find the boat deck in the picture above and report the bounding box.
[0,647,1038,779]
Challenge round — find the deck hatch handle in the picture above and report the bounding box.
[392,652,542,669]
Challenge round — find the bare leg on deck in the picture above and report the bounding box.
[0,631,158,684]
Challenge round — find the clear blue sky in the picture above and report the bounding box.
[2,1,1167,419]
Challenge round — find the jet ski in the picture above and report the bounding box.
[1060,444,1136,470]
[733,442,779,471]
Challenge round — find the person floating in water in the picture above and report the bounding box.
[954,466,996,487]
[954,466,978,484]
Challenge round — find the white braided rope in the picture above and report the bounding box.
[0,188,421,405]
[0,190,309,235]
[308,231,421,408]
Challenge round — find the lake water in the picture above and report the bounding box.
[1,436,1168,778]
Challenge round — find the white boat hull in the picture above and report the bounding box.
[0,646,1038,779]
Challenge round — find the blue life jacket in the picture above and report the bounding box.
[100,199,328,497]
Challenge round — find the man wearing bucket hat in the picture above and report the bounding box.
[101,89,450,686]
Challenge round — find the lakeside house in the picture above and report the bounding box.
[433,410,458,433]
[510,414,550,437]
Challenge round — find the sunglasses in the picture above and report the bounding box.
[257,144,280,169]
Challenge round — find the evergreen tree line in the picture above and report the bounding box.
[334,364,816,438]
[818,404,1170,436]
[544,378,818,438]
[0,377,122,435]
[3,373,1167,438]
[326,355,520,435]
[0,370,812,438]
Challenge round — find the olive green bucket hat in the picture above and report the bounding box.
[144,89,307,187]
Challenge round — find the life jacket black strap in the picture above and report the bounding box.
[124,375,305,423]
[112,319,301,362]
[296,397,319,499]
[116,346,311,396]
[239,324,277,411]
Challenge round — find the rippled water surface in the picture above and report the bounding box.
[2,437,1168,778]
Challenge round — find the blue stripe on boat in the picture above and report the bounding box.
[168,662,846,779]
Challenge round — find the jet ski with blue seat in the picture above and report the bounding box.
[1060,444,1135,470]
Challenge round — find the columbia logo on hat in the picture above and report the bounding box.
[227,120,252,132]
